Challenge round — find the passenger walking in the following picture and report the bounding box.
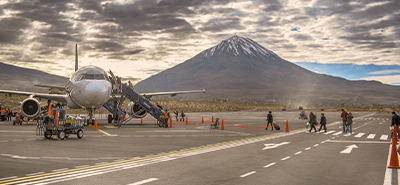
[340,109,347,132]
[309,112,317,132]
[174,111,179,121]
[346,112,353,134]
[266,111,274,130]
[180,110,185,122]
[391,112,399,138]
[318,113,327,132]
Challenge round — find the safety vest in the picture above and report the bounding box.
[164,111,169,119]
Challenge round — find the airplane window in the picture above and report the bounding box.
[94,74,105,80]
[84,74,95,79]
[75,74,83,81]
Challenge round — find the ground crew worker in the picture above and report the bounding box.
[164,109,170,128]
[128,80,134,89]
[266,111,274,130]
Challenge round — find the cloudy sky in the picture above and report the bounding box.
[0,0,399,85]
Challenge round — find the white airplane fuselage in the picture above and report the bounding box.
[65,65,112,109]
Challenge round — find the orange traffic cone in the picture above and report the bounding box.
[48,102,53,116]
[285,120,289,132]
[94,119,98,130]
[169,118,173,128]
[212,116,214,123]
[202,116,204,123]
[141,118,143,124]
[388,124,400,168]
[26,118,29,125]
[55,110,59,127]
[221,120,224,130]
[186,118,188,125]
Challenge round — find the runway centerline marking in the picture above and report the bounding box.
[240,171,256,178]
[128,178,159,185]
[264,162,276,168]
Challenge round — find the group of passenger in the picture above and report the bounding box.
[264,109,358,133]
[308,112,327,133]
[340,109,353,134]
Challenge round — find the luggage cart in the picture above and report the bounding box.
[37,116,84,140]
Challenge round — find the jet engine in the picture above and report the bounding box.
[21,98,41,118]
[127,102,147,118]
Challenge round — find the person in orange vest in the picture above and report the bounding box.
[164,109,170,128]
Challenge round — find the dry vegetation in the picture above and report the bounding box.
[1,94,399,114]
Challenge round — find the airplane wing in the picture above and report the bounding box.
[0,90,68,103]
[34,84,67,94]
[34,84,66,91]
[140,89,205,98]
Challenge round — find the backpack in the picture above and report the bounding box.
[344,112,348,121]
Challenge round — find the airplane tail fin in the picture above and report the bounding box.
[75,44,78,71]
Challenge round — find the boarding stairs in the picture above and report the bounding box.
[121,84,167,126]
[102,84,167,127]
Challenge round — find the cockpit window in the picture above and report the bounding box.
[94,74,105,79]
[75,74,106,81]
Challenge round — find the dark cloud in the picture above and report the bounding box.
[0,17,30,44]
[292,34,313,41]
[261,0,283,12]
[94,41,126,52]
[200,17,245,32]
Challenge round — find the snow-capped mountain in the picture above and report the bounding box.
[200,35,279,59]
[135,36,400,105]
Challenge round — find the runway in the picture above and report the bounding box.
[0,111,397,184]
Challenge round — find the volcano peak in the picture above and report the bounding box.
[201,35,279,58]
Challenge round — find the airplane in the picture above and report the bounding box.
[0,44,205,125]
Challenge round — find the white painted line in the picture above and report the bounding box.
[75,165,89,168]
[264,162,276,168]
[128,178,159,185]
[240,171,256,178]
[381,135,389,140]
[0,176,17,181]
[355,133,365,138]
[52,168,69,172]
[281,156,290,161]
[333,132,342,136]
[295,151,302,155]
[305,147,311,150]
[327,140,390,144]
[343,133,351,137]
[314,144,319,147]
[398,168,400,185]
[324,131,335,135]
[384,145,392,185]
[367,134,376,139]
[26,172,45,176]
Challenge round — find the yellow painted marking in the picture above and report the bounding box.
[0,128,306,184]
[97,129,111,136]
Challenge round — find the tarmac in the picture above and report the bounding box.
[0,110,396,184]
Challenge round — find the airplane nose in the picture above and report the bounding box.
[84,82,110,107]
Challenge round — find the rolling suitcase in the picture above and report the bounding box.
[273,123,280,130]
